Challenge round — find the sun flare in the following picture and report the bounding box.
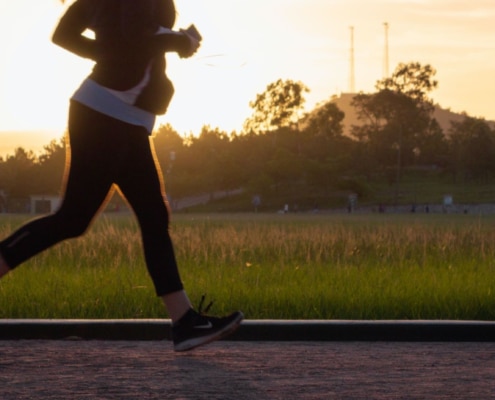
[1,0,494,153]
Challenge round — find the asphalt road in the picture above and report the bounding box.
[1,340,494,399]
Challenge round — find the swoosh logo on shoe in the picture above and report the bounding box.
[194,322,213,329]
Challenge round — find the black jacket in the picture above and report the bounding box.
[52,0,190,114]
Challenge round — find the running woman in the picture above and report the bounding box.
[0,0,243,352]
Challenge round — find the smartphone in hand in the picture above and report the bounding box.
[185,24,202,42]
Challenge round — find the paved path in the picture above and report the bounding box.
[1,340,494,399]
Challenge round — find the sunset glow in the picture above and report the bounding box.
[1,0,494,154]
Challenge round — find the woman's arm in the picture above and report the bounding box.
[52,0,99,60]
[150,30,199,58]
[52,0,198,60]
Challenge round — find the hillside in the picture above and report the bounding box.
[331,93,495,137]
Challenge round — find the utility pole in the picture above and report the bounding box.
[349,26,355,93]
[395,123,402,206]
[383,22,389,79]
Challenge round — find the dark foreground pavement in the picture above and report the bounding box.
[1,320,495,399]
[1,340,495,399]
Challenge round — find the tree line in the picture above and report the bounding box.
[1,61,494,211]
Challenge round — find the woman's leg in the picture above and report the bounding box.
[114,128,191,320]
[114,122,243,350]
[0,253,9,278]
[0,102,115,271]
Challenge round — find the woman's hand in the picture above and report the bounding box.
[177,30,201,58]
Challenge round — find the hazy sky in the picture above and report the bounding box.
[0,0,494,149]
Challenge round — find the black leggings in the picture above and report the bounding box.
[0,101,183,296]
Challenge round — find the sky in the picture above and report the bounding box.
[0,0,494,154]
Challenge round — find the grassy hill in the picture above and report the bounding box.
[182,167,495,213]
[331,93,495,138]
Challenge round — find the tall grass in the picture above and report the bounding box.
[0,213,494,320]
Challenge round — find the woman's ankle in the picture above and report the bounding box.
[161,290,192,323]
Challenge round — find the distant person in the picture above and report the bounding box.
[0,0,242,352]
[252,195,261,213]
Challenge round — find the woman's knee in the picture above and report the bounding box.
[51,211,92,239]
[136,204,170,234]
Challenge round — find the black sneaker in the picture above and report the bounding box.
[172,308,244,352]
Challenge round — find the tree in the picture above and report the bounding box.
[302,101,345,139]
[153,124,184,154]
[351,62,440,173]
[447,116,495,182]
[299,100,355,179]
[351,90,419,166]
[376,62,438,103]
[0,147,37,198]
[244,79,309,133]
[266,147,304,188]
[152,123,185,176]
[230,130,276,189]
[414,118,448,167]
[33,138,66,195]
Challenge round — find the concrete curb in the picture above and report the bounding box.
[1,319,495,341]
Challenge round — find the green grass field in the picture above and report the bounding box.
[1,212,494,320]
